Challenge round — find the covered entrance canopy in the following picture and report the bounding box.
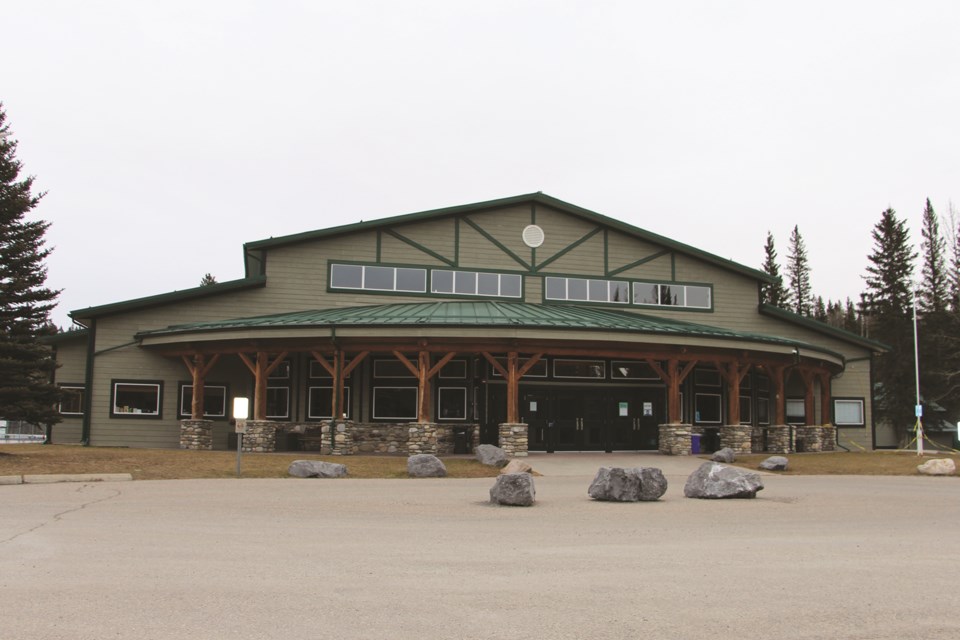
[136,300,844,432]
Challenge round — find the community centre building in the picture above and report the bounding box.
[48,193,886,455]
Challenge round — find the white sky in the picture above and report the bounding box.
[3,0,958,328]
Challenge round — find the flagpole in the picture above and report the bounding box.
[912,291,923,456]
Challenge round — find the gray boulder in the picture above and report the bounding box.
[917,458,956,475]
[588,467,668,502]
[288,460,348,478]
[711,447,736,463]
[759,456,789,471]
[407,454,447,477]
[500,459,533,475]
[489,473,535,506]
[684,462,764,499]
[475,444,509,467]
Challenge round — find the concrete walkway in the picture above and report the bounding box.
[2,454,958,639]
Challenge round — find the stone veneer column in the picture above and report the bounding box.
[331,420,356,455]
[720,425,752,454]
[241,420,277,453]
[765,425,793,454]
[658,424,691,455]
[795,425,824,452]
[179,419,213,450]
[820,425,836,452]
[498,423,528,457]
[407,422,439,455]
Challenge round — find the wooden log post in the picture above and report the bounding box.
[800,369,816,426]
[238,351,288,420]
[818,370,832,425]
[769,363,788,425]
[647,358,697,424]
[181,353,221,420]
[481,351,544,426]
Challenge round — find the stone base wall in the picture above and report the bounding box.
[765,425,794,454]
[321,420,357,455]
[820,425,836,451]
[407,423,438,455]
[795,425,824,452]
[499,423,528,457]
[304,422,481,456]
[720,425,752,454]
[659,424,691,455]
[751,427,765,453]
[179,420,213,450]
[241,420,277,453]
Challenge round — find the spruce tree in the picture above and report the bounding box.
[759,231,788,307]
[0,104,61,426]
[862,208,916,444]
[918,198,947,313]
[786,225,813,316]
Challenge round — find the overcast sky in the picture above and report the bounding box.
[4,1,958,329]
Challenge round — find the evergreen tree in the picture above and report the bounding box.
[843,298,860,334]
[918,198,947,313]
[948,202,960,312]
[813,296,827,322]
[861,208,916,444]
[786,225,813,316]
[199,273,217,286]
[759,231,788,307]
[0,104,61,426]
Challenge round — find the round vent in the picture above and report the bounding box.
[522,224,545,248]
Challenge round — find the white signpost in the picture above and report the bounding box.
[233,397,249,478]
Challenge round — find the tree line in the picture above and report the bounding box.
[760,200,960,444]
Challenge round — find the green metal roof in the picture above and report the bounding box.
[758,303,887,352]
[243,193,776,284]
[136,301,838,357]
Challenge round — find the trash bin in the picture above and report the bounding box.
[453,427,468,454]
[690,434,701,454]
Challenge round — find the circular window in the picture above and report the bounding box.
[522,224,545,248]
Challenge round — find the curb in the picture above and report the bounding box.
[2,473,133,485]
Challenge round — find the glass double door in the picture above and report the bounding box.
[519,386,665,452]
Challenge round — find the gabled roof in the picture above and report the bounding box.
[136,300,840,359]
[758,303,888,352]
[70,275,267,323]
[243,192,775,284]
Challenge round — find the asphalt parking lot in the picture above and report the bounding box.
[2,453,958,640]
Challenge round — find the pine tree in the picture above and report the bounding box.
[862,208,917,444]
[918,198,947,313]
[759,231,788,307]
[0,104,61,426]
[200,273,217,286]
[786,225,813,316]
[813,296,827,322]
[948,202,960,312]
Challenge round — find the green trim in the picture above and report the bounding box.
[607,249,671,277]
[758,304,888,352]
[94,340,139,356]
[535,227,603,273]
[539,272,714,313]
[327,260,525,300]
[382,228,456,267]
[70,275,267,321]
[242,192,775,284]
[41,329,89,345]
[461,216,531,270]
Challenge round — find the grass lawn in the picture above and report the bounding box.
[723,450,959,476]
[0,444,502,480]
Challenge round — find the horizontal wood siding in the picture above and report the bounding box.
[539,232,606,276]
[53,339,88,444]
[604,232,673,281]
[833,360,873,449]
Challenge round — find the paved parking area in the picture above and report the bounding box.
[2,453,958,639]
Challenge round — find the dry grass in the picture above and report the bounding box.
[0,444,501,480]
[720,450,960,475]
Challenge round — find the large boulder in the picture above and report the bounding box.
[475,444,509,467]
[407,454,447,478]
[288,460,348,478]
[711,447,736,463]
[684,462,764,499]
[759,456,789,471]
[489,473,535,506]
[917,458,956,476]
[500,459,533,475]
[588,467,668,502]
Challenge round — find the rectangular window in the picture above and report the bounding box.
[757,397,770,425]
[111,381,162,418]
[544,276,629,304]
[266,387,290,420]
[330,263,427,293]
[178,384,228,418]
[438,387,467,420]
[308,387,351,419]
[553,359,605,379]
[633,282,712,310]
[439,359,467,379]
[308,360,353,379]
[373,387,418,420]
[58,385,84,416]
[431,270,522,298]
[268,361,290,380]
[786,398,805,424]
[739,395,752,425]
[610,361,661,380]
[374,359,416,378]
[695,393,722,424]
[834,399,865,426]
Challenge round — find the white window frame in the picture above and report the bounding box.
[552,359,606,379]
[694,393,722,424]
[833,398,865,426]
[431,269,522,298]
[373,387,419,420]
[632,282,712,309]
[178,384,228,418]
[544,276,629,304]
[437,387,468,421]
[111,381,162,418]
[308,386,352,420]
[330,263,427,293]
[265,386,290,420]
[58,385,85,416]
[786,398,806,425]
